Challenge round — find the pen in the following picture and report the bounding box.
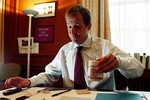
[51,88,72,97]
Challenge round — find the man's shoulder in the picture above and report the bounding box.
[91,35,111,44]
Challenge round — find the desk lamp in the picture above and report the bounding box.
[22,10,38,78]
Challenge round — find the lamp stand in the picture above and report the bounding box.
[22,10,38,78]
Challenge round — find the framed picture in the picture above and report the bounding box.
[34,25,54,42]
[34,2,56,18]
[18,37,33,48]
[18,37,39,54]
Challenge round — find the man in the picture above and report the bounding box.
[5,5,144,90]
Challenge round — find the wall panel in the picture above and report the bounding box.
[4,0,78,78]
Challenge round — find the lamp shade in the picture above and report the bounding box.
[22,9,39,16]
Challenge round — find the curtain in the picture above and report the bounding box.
[109,0,150,55]
[78,0,111,40]
[0,0,5,64]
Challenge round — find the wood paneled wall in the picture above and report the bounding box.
[4,0,79,78]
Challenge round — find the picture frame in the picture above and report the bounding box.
[18,37,33,49]
[34,25,54,42]
[18,37,39,54]
[34,2,56,18]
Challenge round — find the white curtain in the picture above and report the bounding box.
[109,0,150,55]
[0,0,5,64]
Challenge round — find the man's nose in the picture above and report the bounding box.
[71,27,77,34]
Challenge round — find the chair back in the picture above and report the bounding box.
[0,63,21,81]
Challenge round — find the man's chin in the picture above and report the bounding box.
[72,38,77,42]
[72,40,79,44]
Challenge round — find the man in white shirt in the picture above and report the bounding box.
[5,5,144,90]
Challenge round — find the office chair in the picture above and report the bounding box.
[0,63,21,90]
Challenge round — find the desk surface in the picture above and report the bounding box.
[0,87,150,100]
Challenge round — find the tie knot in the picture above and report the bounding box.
[77,46,83,52]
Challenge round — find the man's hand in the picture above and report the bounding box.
[5,77,31,88]
[96,53,119,73]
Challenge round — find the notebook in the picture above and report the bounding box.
[95,93,142,100]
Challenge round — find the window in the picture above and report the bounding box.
[109,0,150,55]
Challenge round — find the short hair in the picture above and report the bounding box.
[65,5,91,27]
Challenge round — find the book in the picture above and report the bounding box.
[146,56,149,69]
[134,53,141,62]
[148,56,150,69]
[95,93,142,100]
[142,53,146,68]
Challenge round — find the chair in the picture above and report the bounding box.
[0,63,21,90]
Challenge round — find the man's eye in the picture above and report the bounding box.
[68,26,72,28]
[74,25,80,29]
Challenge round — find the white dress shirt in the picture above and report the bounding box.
[29,34,144,90]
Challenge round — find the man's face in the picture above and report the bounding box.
[66,13,91,44]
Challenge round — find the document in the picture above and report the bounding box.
[59,96,90,100]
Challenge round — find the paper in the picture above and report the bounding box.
[76,90,91,94]
[26,87,45,96]
[59,96,90,100]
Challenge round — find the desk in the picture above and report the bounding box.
[0,87,150,100]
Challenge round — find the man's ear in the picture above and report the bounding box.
[87,23,92,31]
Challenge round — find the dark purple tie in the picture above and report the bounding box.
[74,46,86,89]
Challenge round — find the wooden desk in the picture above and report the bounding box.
[0,87,150,100]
